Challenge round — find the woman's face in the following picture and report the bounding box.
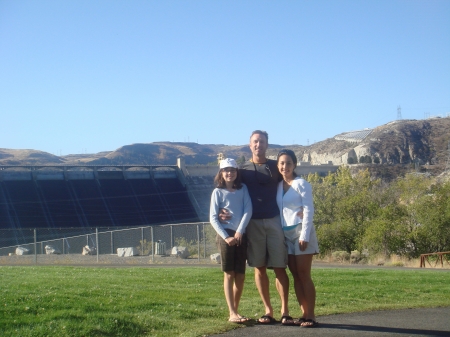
[221,167,237,183]
[277,154,295,178]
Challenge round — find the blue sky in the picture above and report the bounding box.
[1,0,449,155]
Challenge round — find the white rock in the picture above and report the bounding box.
[171,246,190,259]
[16,246,30,255]
[45,245,61,255]
[117,247,138,257]
[82,245,96,255]
[210,253,221,264]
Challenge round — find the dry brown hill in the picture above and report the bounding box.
[1,118,449,179]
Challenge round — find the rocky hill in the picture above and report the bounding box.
[1,118,449,178]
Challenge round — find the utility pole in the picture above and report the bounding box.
[397,106,402,120]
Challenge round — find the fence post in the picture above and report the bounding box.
[151,226,154,262]
[111,231,114,255]
[197,224,200,262]
[203,223,206,259]
[34,229,37,265]
[96,228,99,263]
[141,227,144,255]
[170,225,173,249]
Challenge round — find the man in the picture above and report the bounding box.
[220,130,292,325]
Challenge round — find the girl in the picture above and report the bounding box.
[276,149,319,328]
[210,158,252,323]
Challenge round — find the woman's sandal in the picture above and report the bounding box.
[294,317,307,325]
[281,315,296,326]
[301,318,319,328]
[228,317,250,324]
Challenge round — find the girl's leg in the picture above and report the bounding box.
[233,272,245,315]
[224,271,240,319]
[293,254,316,325]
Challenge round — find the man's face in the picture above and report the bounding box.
[249,133,268,157]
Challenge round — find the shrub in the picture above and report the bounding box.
[137,239,153,255]
[331,250,350,262]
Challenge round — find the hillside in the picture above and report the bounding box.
[1,118,449,178]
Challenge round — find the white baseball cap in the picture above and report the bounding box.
[220,158,238,169]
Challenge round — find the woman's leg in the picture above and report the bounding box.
[293,254,316,325]
[288,254,305,316]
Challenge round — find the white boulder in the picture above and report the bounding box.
[16,246,30,255]
[45,245,61,255]
[210,253,221,264]
[82,245,96,255]
[171,246,190,259]
[117,247,138,257]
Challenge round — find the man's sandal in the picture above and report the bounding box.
[258,315,277,324]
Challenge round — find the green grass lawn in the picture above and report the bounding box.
[1,266,449,336]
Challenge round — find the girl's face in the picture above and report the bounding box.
[277,154,295,178]
[221,167,237,183]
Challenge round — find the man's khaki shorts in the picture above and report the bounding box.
[246,215,287,268]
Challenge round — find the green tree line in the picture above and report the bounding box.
[307,167,450,258]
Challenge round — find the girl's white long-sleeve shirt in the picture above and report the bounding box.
[209,184,253,240]
[276,177,315,242]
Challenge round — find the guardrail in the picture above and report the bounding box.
[419,251,450,268]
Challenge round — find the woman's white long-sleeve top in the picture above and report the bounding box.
[209,184,253,240]
[276,177,315,242]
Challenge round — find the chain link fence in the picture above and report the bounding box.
[0,223,220,266]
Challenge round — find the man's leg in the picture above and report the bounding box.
[274,267,290,317]
[254,266,274,321]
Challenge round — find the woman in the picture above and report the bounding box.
[276,149,319,328]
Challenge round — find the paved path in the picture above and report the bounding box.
[212,306,450,337]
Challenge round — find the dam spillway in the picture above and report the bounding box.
[0,166,199,246]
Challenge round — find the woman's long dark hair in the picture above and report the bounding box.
[277,149,298,177]
[214,168,243,189]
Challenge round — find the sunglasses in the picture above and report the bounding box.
[252,162,273,184]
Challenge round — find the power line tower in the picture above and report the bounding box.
[397,105,402,120]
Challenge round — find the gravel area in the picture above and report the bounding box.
[0,253,221,266]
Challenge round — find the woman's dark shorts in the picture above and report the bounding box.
[216,229,248,274]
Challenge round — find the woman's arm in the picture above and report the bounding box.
[295,179,314,242]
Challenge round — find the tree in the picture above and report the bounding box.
[236,155,246,165]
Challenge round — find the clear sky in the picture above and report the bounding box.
[1,0,449,155]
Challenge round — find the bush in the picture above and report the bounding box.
[137,239,153,255]
[331,251,350,262]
